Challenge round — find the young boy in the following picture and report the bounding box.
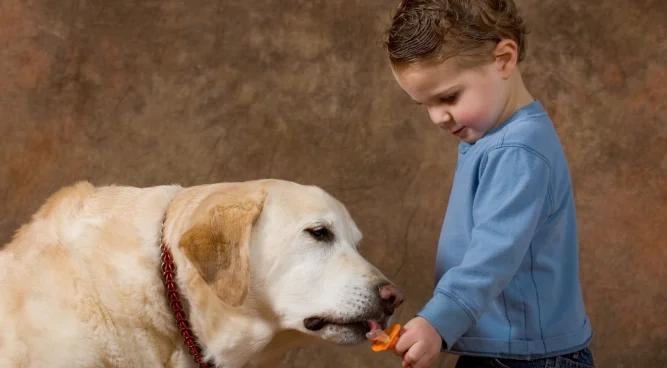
[381,1,595,367]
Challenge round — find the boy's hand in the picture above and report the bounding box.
[393,316,442,368]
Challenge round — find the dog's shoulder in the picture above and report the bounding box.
[33,180,97,220]
[4,181,98,249]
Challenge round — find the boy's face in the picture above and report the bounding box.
[391,57,509,144]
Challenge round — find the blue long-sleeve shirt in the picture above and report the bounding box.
[418,100,593,359]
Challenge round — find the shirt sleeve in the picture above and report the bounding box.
[417,145,553,350]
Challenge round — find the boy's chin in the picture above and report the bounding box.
[457,131,483,144]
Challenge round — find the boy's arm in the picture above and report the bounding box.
[417,145,553,350]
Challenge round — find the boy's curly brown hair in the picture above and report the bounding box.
[382,0,529,69]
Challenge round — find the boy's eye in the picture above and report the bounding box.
[440,93,459,104]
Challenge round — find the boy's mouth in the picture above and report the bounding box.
[451,126,465,135]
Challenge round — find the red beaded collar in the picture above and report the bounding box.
[159,214,214,368]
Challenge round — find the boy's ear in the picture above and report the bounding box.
[493,39,520,79]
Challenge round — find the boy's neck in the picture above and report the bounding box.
[496,68,535,128]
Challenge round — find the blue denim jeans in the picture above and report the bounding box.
[455,347,595,368]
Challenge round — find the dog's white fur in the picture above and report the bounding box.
[0,179,401,367]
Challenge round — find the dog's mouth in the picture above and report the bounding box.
[303,316,387,333]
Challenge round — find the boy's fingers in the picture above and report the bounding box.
[393,332,413,356]
[403,344,425,365]
[414,351,438,368]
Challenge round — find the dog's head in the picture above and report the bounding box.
[174,179,403,345]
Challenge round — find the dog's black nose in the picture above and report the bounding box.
[378,283,404,315]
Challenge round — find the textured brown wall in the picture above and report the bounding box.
[1,0,665,367]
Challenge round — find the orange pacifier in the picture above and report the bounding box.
[368,324,401,352]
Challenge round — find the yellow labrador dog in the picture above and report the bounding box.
[0,179,404,368]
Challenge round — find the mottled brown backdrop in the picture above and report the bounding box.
[1,0,665,367]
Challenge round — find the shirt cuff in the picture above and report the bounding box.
[416,290,476,351]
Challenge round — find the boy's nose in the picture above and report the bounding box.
[430,108,453,129]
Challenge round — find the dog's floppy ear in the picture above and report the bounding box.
[178,189,266,307]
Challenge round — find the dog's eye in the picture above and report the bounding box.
[307,227,333,242]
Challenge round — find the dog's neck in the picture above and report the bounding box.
[158,238,212,367]
[160,202,277,368]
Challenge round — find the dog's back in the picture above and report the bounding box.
[0,181,184,367]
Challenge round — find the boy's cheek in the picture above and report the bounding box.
[456,110,473,124]
[456,110,485,129]
[462,104,496,129]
